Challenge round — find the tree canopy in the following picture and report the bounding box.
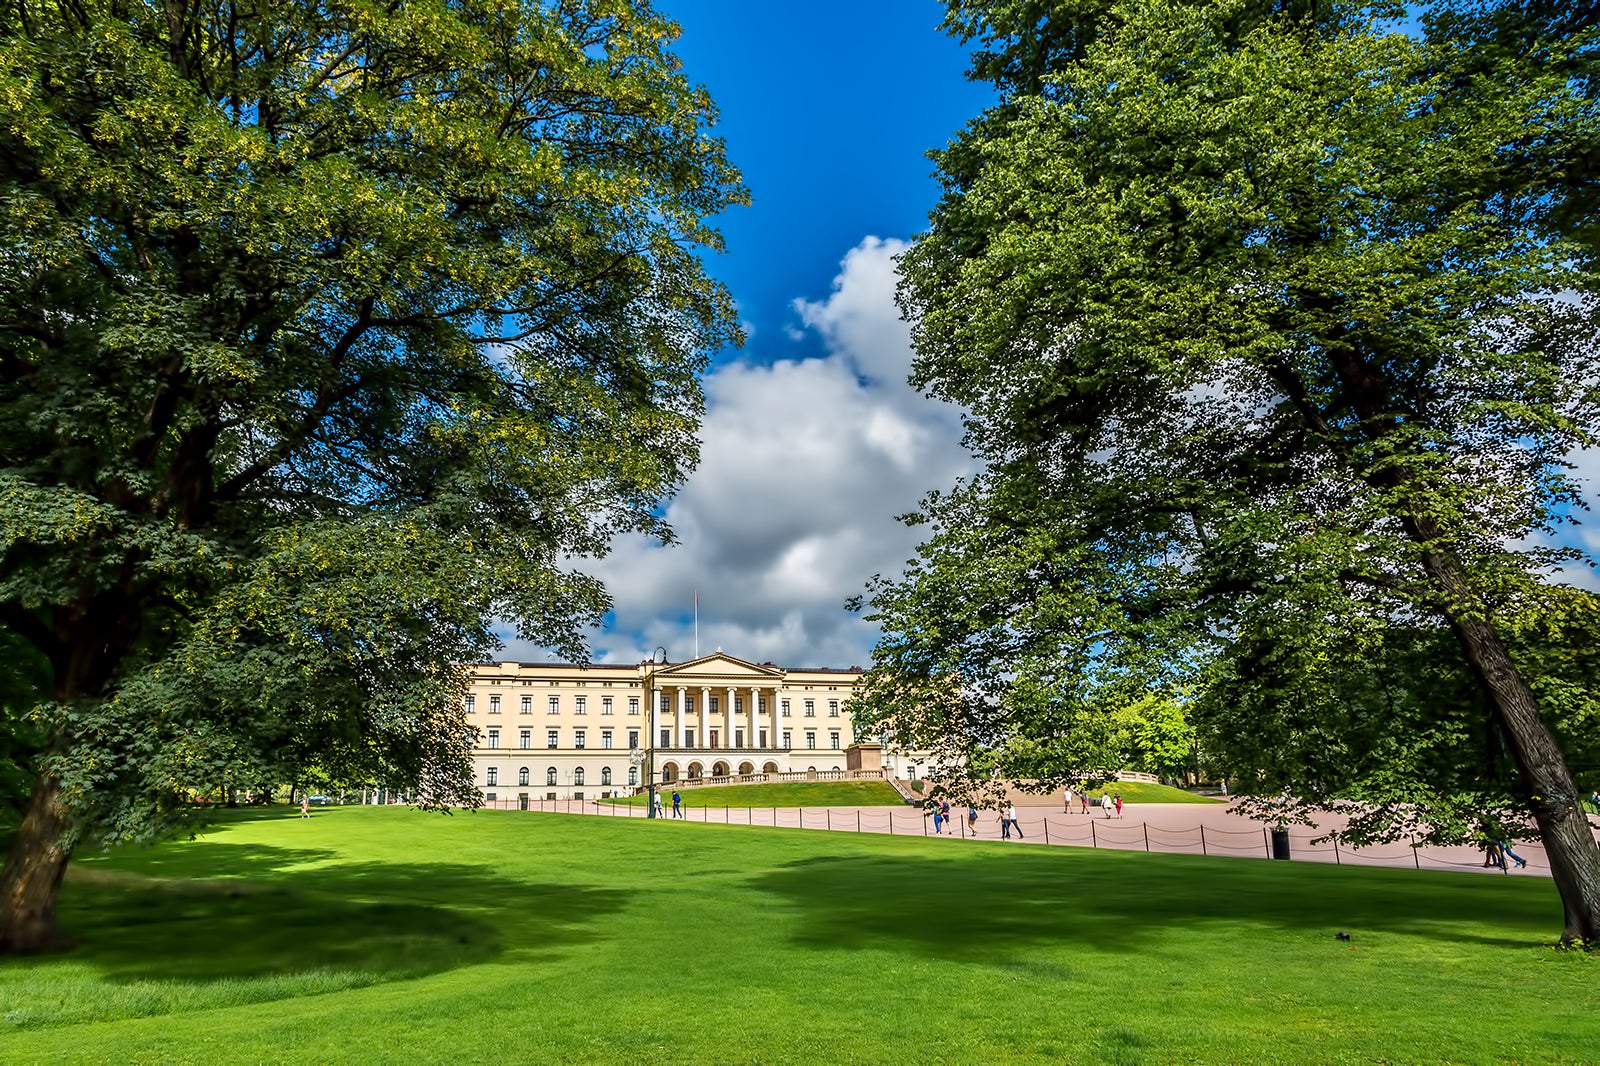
[854,0,1600,943]
[0,0,743,951]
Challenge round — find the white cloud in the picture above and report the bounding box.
[495,237,975,668]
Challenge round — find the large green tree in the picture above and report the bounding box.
[0,0,742,951]
[856,0,1600,943]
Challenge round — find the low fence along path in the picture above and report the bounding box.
[482,797,1593,878]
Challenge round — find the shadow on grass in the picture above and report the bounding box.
[753,848,1559,960]
[55,841,629,984]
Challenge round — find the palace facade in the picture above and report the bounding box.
[464,651,883,803]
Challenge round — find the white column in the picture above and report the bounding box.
[699,686,710,753]
[677,686,687,748]
[751,687,763,750]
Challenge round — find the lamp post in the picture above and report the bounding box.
[645,646,667,818]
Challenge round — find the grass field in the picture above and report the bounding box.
[2,806,1596,1063]
[613,779,905,807]
[1075,782,1223,804]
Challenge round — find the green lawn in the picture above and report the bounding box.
[2,806,1596,1063]
[1082,782,1225,804]
[613,779,905,807]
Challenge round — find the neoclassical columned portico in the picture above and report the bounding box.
[653,677,780,753]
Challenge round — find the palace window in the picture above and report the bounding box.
[830,731,840,749]
[709,696,719,714]
[518,767,529,786]
[602,696,613,715]
[519,730,531,749]
[659,695,670,713]
[806,731,816,749]
[574,767,585,786]
[487,729,499,749]
[486,767,498,786]
[782,730,792,748]
[734,697,743,712]
[629,730,639,749]
[547,767,557,785]
[465,695,475,714]
[804,700,815,717]
[575,729,586,749]
[829,700,839,717]
[660,728,671,747]
[547,729,559,748]
[521,696,532,714]
[548,696,560,714]
[601,730,613,749]
[601,767,612,786]
[781,699,791,717]
[489,695,501,715]
[629,697,640,715]
[684,728,695,747]
[575,696,587,715]
[629,766,638,786]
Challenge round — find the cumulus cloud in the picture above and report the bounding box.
[495,237,975,668]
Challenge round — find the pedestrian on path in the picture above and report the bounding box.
[1114,793,1123,818]
[1498,837,1527,869]
[1064,787,1073,813]
[672,791,683,818]
[654,792,665,817]
[968,805,979,832]
[300,794,310,819]
[932,804,944,834]
[1006,803,1024,839]
[1100,793,1113,818]
[1079,791,1090,815]
[998,809,1011,839]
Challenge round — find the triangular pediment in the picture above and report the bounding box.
[655,652,783,681]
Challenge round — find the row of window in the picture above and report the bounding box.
[483,729,638,750]
[479,727,848,751]
[485,766,635,787]
[467,695,639,715]
[653,729,842,750]
[466,694,844,717]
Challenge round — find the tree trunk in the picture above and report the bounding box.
[0,770,75,953]
[1421,547,1600,946]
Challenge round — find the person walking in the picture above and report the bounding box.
[967,805,979,833]
[998,808,1011,840]
[1114,793,1123,818]
[672,790,683,818]
[932,803,944,834]
[1100,792,1114,818]
[1079,791,1090,815]
[1063,786,1074,813]
[1498,837,1527,869]
[1006,803,1024,839]
[299,794,310,819]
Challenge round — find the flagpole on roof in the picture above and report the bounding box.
[694,589,699,659]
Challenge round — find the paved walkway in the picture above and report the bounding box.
[499,797,1597,878]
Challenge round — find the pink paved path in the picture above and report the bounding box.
[488,797,1599,878]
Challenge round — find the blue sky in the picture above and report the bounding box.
[500,1,996,668]
[668,0,992,363]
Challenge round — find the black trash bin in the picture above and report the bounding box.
[1271,827,1291,860]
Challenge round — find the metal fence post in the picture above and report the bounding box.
[1200,825,1207,856]
[1143,823,1149,852]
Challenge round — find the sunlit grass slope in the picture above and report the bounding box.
[612,779,904,807]
[2,806,1595,1063]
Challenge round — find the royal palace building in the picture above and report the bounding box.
[463,652,888,804]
